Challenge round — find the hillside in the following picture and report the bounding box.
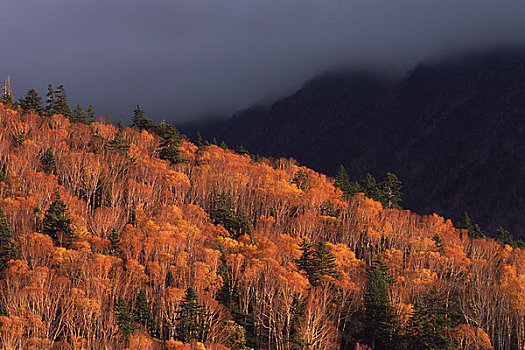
[183,49,525,239]
[0,104,523,349]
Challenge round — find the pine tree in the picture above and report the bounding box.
[211,193,252,239]
[54,85,72,118]
[0,301,7,316]
[496,227,516,248]
[362,258,397,349]
[289,295,309,350]
[292,170,309,190]
[433,234,444,252]
[131,105,153,131]
[297,240,339,287]
[105,128,130,157]
[87,105,95,120]
[402,290,462,350]
[41,148,56,174]
[360,173,380,201]
[43,193,75,248]
[0,209,19,274]
[457,212,484,239]
[133,289,158,337]
[114,297,136,345]
[175,287,210,343]
[335,165,352,197]
[19,89,43,114]
[45,84,56,116]
[71,104,93,124]
[108,229,123,257]
[380,172,402,209]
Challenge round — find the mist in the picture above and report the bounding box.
[2,0,525,122]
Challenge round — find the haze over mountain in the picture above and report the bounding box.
[3,0,525,121]
[181,48,525,239]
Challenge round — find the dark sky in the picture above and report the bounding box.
[3,0,525,122]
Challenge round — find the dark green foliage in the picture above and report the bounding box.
[292,170,310,190]
[158,142,184,164]
[495,227,524,248]
[1,92,14,107]
[335,165,352,197]
[362,258,397,350]
[380,172,402,209]
[0,209,19,274]
[54,85,72,118]
[457,212,484,239]
[320,200,340,218]
[433,234,444,252]
[220,141,228,149]
[175,287,210,343]
[289,295,310,350]
[131,105,154,131]
[114,297,136,345]
[43,194,75,248]
[109,229,123,257]
[133,289,158,337]
[297,240,340,287]
[105,128,130,156]
[211,193,252,239]
[19,89,43,114]
[71,104,93,124]
[0,301,7,316]
[87,105,95,120]
[195,131,204,147]
[236,145,249,156]
[45,84,56,115]
[401,291,462,350]
[41,148,56,174]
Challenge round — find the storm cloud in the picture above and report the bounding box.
[2,0,525,122]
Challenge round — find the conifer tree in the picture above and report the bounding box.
[54,85,72,118]
[19,89,43,114]
[108,229,123,257]
[289,295,309,350]
[43,193,75,248]
[0,301,7,317]
[0,209,19,274]
[0,92,14,107]
[362,258,397,349]
[114,297,136,345]
[87,105,95,120]
[41,148,56,174]
[131,105,153,131]
[360,173,380,201]
[335,165,352,197]
[175,287,210,343]
[297,240,339,287]
[457,212,484,239]
[380,172,402,209]
[45,84,56,115]
[133,289,158,337]
[71,104,93,124]
[211,193,252,239]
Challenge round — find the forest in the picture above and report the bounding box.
[0,98,524,350]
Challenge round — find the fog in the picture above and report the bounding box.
[2,0,525,122]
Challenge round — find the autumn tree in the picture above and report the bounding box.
[43,193,75,248]
[362,258,397,349]
[0,209,19,274]
[175,287,210,343]
[19,88,43,114]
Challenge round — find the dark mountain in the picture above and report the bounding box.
[180,49,525,238]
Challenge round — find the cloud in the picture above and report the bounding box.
[3,0,525,121]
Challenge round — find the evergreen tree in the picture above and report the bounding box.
[114,297,136,345]
[360,173,380,201]
[297,240,340,287]
[335,165,352,197]
[87,105,95,120]
[289,295,309,350]
[54,85,72,118]
[0,92,14,107]
[292,170,309,190]
[380,172,402,209]
[402,290,462,350]
[131,105,153,131]
[41,148,56,174]
[496,227,516,248]
[71,104,93,124]
[105,128,130,156]
[45,84,56,115]
[108,229,123,257]
[175,287,210,343]
[433,234,444,252]
[0,209,19,274]
[133,289,158,337]
[457,212,484,239]
[43,193,75,248]
[19,89,43,114]
[211,193,252,239]
[362,258,397,350]
[0,301,7,317]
